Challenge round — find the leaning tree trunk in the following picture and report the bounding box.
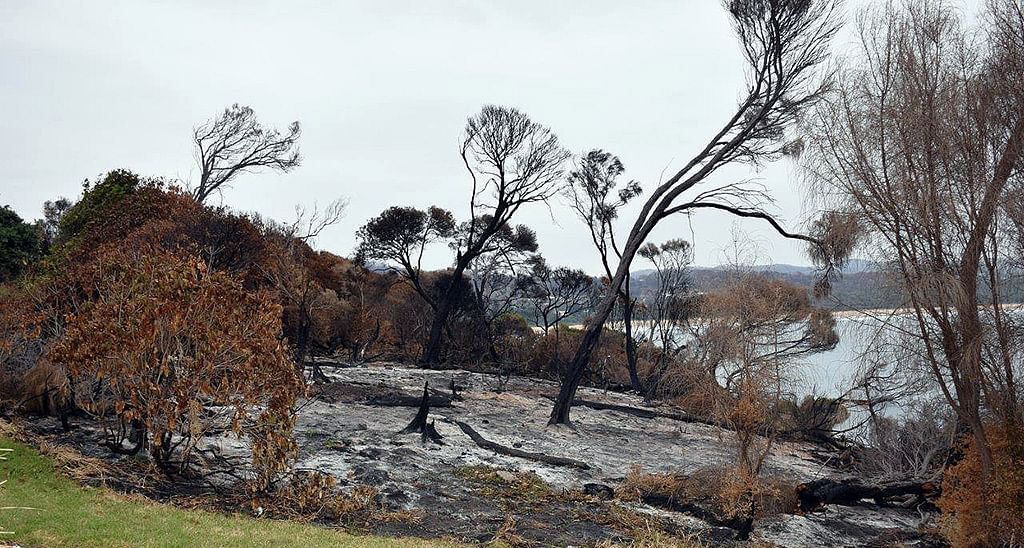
[549,235,645,424]
[549,295,618,424]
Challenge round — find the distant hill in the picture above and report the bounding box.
[631,261,901,311]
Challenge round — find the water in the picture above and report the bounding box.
[795,316,879,398]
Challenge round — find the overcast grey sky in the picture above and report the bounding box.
[2,1,882,273]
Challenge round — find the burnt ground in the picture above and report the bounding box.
[18,363,943,547]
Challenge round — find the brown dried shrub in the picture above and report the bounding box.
[939,424,1024,547]
[617,466,796,520]
[47,245,302,488]
[17,360,68,416]
[258,471,418,526]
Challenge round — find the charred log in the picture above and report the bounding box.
[570,398,727,429]
[454,420,590,470]
[370,392,453,408]
[796,478,939,511]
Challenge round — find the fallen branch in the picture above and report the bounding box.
[571,399,851,451]
[453,420,590,470]
[370,392,453,408]
[570,399,727,429]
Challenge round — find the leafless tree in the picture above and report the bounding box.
[192,104,301,204]
[550,0,847,424]
[285,198,349,243]
[805,0,1024,473]
[257,200,346,379]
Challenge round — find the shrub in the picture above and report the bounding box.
[258,471,418,525]
[57,169,142,244]
[617,466,796,526]
[0,206,40,282]
[778,395,849,441]
[17,361,69,418]
[0,288,34,398]
[47,246,302,487]
[939,424,1024,547]
[857,400,953,483]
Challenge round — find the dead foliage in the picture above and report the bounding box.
[486,515,530,547]
[939,424,1024,547]
[616,466,797,522]
[584,504,706,548]
[251,470,419,527]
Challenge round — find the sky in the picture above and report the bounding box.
[0,0,917,273]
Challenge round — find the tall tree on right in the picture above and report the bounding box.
[549,0,848,425]
[806,0,1024,495]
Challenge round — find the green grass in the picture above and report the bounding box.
[0,437,453,548]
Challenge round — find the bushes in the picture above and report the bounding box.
[259,470,417,525]
[857,401,953,483]
[616,466,797,524]
[0,206,40,282]
[47,246,301,483]
[778,395,849,442]
[0,287,42,403]
[57,169,142,244]
[939,424,1024,547]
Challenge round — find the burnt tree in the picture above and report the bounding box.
[549,0,848,425]
[192,104,301,204]
[420,106,569,365]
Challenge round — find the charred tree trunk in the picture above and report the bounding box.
[549,282,621,424]
[421,305,449,367]
[400,382,443,444]
[450,377,464,402]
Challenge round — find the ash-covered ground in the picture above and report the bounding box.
[28,363,939,546]
[274,364,934,546]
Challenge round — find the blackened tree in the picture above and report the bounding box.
[192,104,301,204]
[564,149,644,391]
[550,0,849,424]
[518,256,594,334]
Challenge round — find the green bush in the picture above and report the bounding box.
[57,169,141,244]
[0,206,40,282]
